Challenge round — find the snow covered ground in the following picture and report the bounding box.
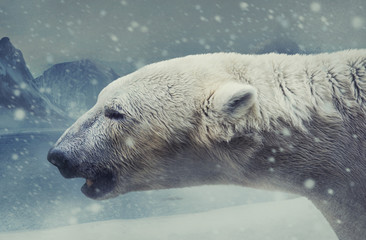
[0,198,337,240]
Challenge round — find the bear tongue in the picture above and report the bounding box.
[86,179,94,187]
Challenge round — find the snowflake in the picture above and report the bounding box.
[304,179,316,189]
[110,34,119,42]
[239,2,249,11]
[14,108,26,121]
[352,16,364,29]
[310,2,321,12]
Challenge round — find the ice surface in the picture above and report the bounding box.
[0,198,337,240]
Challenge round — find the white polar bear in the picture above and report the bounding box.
[48,50,366,240]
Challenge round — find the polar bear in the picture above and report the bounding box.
[48,50,366,240]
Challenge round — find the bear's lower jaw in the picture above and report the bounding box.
[80,172,117,199]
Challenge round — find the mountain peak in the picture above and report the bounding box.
[0,37,33,80]
[0,37,10,45]
[0,37,17,56]
[0,37,68,129]
[35,59,119,119]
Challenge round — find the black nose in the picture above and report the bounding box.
[47,148,78,178]
[47,148,66,168]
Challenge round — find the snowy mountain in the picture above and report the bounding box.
[35,59,119,119]
[0,37,67,129]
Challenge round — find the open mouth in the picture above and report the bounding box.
[53,163,117,199]
[80,171,117,199]
[47,149,118,199]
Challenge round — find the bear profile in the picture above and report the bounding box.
[48,50,366,240]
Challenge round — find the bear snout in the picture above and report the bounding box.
[47,148,79,179]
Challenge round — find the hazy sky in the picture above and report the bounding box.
[1,0,365,76]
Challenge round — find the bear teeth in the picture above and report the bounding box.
[86,179,94,187]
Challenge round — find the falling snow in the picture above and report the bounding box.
[13,89,21,97]
[239,2,249,11]
[125,137,135,148]
[110,34,119,42]
[214,15,222,23]
[86,203,103,214]
[281,128,291,136]
[310,2,321,12]
[0,1,364,239]
[304,179,316,189]
[352,16,364,29]
[100,10,107,17]
[13,108,26,121]
[11,153,19,160]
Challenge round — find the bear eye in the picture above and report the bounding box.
[105,109,126,120]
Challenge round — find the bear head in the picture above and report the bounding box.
[48,56,259,200]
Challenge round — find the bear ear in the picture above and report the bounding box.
[198,81,258,144]
[210,81,257,118]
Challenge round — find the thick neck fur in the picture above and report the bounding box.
[202,111,366,239]
[141,50,366,239]
[189,110,365,239]
[189,50,366,239]
[224,49,366,132]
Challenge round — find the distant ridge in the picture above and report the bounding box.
[35,59,119,119]
[0,37,68,129]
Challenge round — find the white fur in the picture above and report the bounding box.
[51,49,366,240]
[211,82,257,116]
[89,49,366,144]
[147,50,364,131]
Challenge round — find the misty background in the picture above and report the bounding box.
[0,0,365,237]
[1,0,365,77]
